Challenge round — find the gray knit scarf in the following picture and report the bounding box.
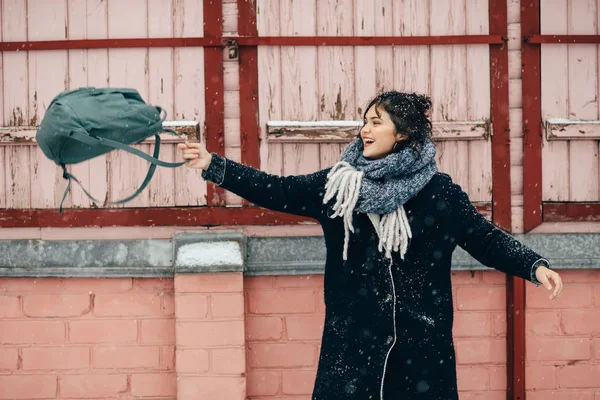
[323,138,438,260]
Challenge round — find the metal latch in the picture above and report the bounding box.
[225,39,238,59]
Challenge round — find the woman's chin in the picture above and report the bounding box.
[363,148,384,160]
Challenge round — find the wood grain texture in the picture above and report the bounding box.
[541,0,570,201]
[566,0,598,201]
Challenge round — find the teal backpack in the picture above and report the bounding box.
[36,87,185,212]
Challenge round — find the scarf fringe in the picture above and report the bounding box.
[324,161,413,261]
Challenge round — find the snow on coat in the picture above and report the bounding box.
[202,154,547,400]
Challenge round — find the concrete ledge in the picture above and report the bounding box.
[173,231,246,274]
[0,233,598,277]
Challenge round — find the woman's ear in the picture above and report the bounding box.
[396,132,408,141]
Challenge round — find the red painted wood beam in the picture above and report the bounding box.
[522,1,543,232]
[0,35,506,51]
[543,203,600,222]
[490,0,525,399]
[489,0,512,233]
[237,0,260,207]
[0,204,492,228]
[526,34,600,44]
[204,0,227,206]
[233,35,506,46]
[0,207,314,228]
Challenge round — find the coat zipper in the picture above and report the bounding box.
[379,258,397,400]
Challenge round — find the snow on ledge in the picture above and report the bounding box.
[176,241,243,268]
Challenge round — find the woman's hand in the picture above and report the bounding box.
[177,141,212,170]
[535,265,563,300]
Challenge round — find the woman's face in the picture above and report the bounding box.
[360,106,407,159]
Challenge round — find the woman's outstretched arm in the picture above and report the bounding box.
[444,175,563,299]
[178,141,329,219]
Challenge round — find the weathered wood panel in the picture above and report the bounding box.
[0,0,207,209]
[541,0,600,202]
[257,0,492,201]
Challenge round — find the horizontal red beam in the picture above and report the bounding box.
[526,35,600,44]
[0,204,492,228]
[0,35,505,51]
[543,203,600,222]
[0,207,313,228]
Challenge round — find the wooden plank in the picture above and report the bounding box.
[0,203,493,228]
[430,0,469,190]
[30,147,69,208]
[108,144,152,208]
[392,0,430,93]
[0,1,3,126]
[0,207,317,228]
[28,50,68,125]
[489,0,511,232]
[282,143,320,176]
[2,0,28,127]
[374,0,393,93]
[567,0,599,201]
[104,1,151,209]
[540,0,570,202]
[280,0,318,121]
[67,0,107,208]
[546,120,600,139]
[266,120,488,142]
[354,0,376,117]
[172,0,206,206]
[317,0,355,121]
[280,0,319,177]
[543,203,600,222]
[319,143,342,169]
[5,146,30,208]
[147,0,176,207]
[256,0,282,174]
[0,147,5,207]
[148,143,176,206]
[466,0,492,202]
[28,0,66,40]
[107,0,148,39]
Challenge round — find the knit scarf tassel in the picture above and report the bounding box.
[323,161,413,261]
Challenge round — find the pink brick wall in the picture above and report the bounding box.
[1,270,598,399]
[526,270,600,400]
[0,277,176,400]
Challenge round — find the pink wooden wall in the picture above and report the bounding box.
[541,0,600,202]
[0,0,495,211]
[257,0,493,203]
[0,0,207,209]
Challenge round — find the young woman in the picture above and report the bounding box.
[178,91,563,399]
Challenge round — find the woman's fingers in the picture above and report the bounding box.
[537,271,553,292]
[548,272,563,300]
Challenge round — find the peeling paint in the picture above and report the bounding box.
[333,87,346,120]
[10,107,24,126]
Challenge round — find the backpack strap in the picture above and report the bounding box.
[64,129,185,168]
[58,133,178,213]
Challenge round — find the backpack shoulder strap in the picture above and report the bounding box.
[58,134,176,213]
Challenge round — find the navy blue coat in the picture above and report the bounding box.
[202,154,547,400]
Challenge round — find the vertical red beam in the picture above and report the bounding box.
[238,0,260,207]
[204,0,227,206]
[522,0,543,232]
[489,0,512,233]
[489,1,526,399]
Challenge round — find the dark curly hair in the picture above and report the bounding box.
[361,91,433,154]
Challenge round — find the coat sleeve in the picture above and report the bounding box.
[201,153,330,220]
[445,176,549,285]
